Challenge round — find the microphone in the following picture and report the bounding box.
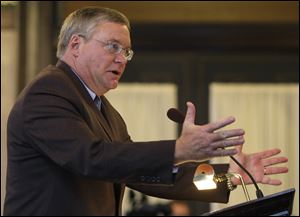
[167,108,185,124]
[167,108,264,199]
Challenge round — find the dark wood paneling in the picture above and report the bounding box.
[131,23,299,53]
[60,1,299,24]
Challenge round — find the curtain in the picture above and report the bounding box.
[1,29,18,215]
[209,83,299,216]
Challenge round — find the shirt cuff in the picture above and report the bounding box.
[172,166,178,174]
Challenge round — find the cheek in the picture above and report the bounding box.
[89,56,104,71]
[95,64,104,75]
[81,46,114,71]
[90,53,111,67]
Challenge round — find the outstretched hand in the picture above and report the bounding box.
[175,102,245,165]
[228,145,288,186]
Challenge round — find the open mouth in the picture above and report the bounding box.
[111,70,119,75]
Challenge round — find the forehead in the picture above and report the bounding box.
[93,22,131,47]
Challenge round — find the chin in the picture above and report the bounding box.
[111,82,119,89]
[106,85,118,92]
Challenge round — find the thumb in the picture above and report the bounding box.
[236,142,244,154]
[184,101,196,124]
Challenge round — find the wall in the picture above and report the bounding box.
[60,1,299,24]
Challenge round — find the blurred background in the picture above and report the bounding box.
[1,1,299,216]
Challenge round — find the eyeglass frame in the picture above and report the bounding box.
[78,34,134,61]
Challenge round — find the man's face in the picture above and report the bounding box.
[76,22,131,95]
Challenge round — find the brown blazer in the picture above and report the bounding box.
[4,60,230,216]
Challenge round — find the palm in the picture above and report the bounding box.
[228,145,288,186]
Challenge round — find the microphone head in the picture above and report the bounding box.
[167,108,185,124]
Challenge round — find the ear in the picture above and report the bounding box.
[68,34,82,57]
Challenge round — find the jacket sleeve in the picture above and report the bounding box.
[20,70,176,184]
[128,163,231,203]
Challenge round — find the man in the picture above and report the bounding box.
[4,7,288,216]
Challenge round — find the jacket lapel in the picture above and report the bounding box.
[56,60,114,141]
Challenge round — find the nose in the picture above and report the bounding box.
[114,52,128,64]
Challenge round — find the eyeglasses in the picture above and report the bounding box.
[92,38,134,61]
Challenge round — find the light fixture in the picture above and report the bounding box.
[193,163,250,201]
[193,164,217,190]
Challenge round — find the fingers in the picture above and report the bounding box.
[211,137,244,149]
[261,176,282,185]
[179,102,245,162]
[262,157,288,167]
[259,148,282,159]
[199,129,244,158]
[211,129,245,142]
[204,116,236,133]
[184,102,196,124]
[260,166,288,185]
[264,166,289,175]
[213,148,238,157]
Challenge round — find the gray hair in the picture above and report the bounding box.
[56,7,130,58]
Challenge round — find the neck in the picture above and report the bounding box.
[60,56,108,96]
